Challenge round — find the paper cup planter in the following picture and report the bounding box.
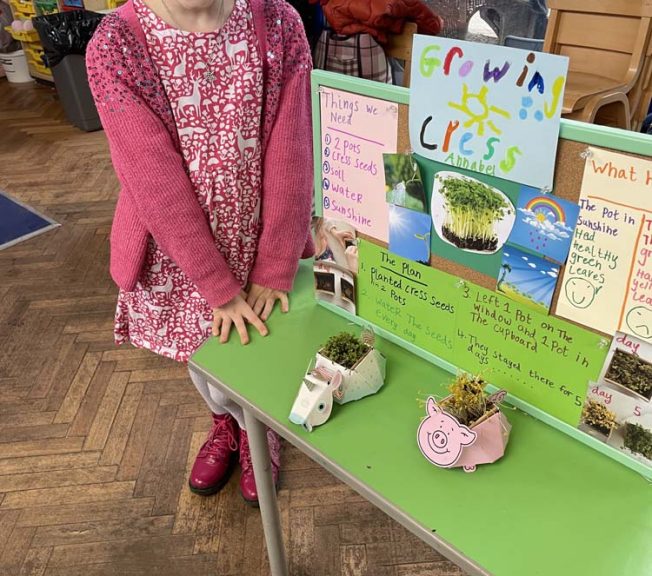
[289,330,386,432]
[417,385,511,473]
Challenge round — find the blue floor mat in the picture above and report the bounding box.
[0,192,59,249]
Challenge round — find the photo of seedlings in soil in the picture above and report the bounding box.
[579,399,619,440]
[383,153,428,213]
[497,246,560,314]
[604,349,652,401]
[432,172,515,254]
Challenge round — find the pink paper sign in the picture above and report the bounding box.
[320,88,399,242]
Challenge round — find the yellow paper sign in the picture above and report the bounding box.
[557,148,652,341]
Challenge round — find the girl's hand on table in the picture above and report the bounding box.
[246,283,289,321]
[212,292,268,345]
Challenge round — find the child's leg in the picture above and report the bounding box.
[188,369,245,428]
[188,369,280,504]
[187,369,241,495]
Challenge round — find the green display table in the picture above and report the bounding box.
[190,261,652,576]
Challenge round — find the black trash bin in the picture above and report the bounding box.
[33,11,104,132]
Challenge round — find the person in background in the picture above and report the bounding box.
[311,0,443,44]
[86,0,313,504]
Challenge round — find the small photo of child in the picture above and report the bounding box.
[313,218,358,314]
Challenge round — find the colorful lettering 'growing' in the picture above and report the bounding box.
[444,47,464,76]
[544,76,565,119]
[420,45,441,78]
[483,60,511,82]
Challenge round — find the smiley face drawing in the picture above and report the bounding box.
[564,277,600,309]
[625,307,652,340]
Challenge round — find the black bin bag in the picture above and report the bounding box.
[33,11,105,132]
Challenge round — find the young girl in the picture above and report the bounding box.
[87,0,313,503]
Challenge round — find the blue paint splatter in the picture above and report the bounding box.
[519,96,534,120]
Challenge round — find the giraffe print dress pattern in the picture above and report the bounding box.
[114,0,263,362]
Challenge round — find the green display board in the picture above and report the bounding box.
[311,70,652,476]
[358,240,607,424]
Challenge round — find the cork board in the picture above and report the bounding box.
[312,78,649,338]
[373,110,647,335]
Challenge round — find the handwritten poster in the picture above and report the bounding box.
[320,88,398,242]
[556,148,652,340]
[357,240,607,424]
[409,36,568,189]
[357,240,459,360]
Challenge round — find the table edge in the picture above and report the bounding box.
[189,360,492,576]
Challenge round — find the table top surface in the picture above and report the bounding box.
[191,262,652,576]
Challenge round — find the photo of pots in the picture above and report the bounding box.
[578,399,618,441]
[604,348,652,402]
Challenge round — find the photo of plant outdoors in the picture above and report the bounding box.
[604,349,652,401]
[432,172,515,253]
[383,153,427,213]
[497,246,560,314]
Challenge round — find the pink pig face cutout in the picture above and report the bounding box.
[417,397,477,468]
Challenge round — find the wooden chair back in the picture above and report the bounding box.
[385,22,418,87]
[544,0,652,102]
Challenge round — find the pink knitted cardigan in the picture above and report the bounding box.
[86,0,314,309]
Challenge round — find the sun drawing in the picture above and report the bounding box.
[448,84,510,136]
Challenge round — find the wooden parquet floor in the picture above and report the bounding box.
[0,80,465,576]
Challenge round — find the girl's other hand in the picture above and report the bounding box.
[212,294,268,345]
[246,283,289,321]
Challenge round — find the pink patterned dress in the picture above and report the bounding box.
[114,0,263,362]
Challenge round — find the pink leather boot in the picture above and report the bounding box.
[189,413,238,496]
[239,428,280,506]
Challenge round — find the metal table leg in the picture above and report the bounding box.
[243,409,289,576]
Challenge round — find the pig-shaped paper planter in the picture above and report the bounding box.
[289,367,343,432]
[314,332,386,405]
[417,393,511,473]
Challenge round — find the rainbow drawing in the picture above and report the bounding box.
[507,186,580,264]
[524,196,566,224]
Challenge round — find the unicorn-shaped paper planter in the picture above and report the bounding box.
[289,366,343,432]
[417,389,511,473]
[314,329,386,405]
[289,330,386,431]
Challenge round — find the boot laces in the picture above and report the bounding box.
[240,430,280,472]
[200,418,238,459]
